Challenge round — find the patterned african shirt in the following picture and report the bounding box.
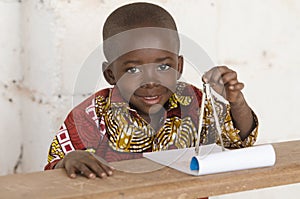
[45,82,258,170]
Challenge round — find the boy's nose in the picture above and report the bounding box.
[140,81,160,89]
[140,66,160,88]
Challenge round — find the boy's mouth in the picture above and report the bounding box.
[138,95,161,105]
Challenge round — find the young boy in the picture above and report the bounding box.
[45,2,258,182]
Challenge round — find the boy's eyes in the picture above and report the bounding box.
[127,67,141,74]
[157,64,170,71]
[126,64,171,74]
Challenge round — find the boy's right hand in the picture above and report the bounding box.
[54,150,114,179]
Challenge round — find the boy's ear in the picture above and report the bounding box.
[102,61,116,85]
[177,55,184,80]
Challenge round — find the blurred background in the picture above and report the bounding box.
[0,0,299,198]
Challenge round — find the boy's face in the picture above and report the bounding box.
[103,29,183,119]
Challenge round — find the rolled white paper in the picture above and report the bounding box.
[143,144,276,176]
[190,144,276,175]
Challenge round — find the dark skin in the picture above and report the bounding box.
[203,66,255,140]
[55,31,255,179]
[54,150,114,179]
[103,49,183,127]
[54,48,182,179]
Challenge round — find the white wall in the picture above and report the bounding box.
[0,0,22,175]
[0,0,299,198]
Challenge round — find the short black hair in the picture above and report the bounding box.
[103,2,178,41]
[102,2,180,62]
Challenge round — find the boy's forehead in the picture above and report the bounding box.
[103,27,179,63]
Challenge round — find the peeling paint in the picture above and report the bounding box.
[0,79,73,108]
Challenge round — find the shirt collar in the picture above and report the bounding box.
[110,86,127,104]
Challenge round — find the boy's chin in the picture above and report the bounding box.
[148,104,165,115]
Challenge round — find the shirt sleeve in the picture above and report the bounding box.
[202,96,258,149]
[44,96,103,170]
[220,104,258,148]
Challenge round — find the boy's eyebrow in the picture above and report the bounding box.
[154,56,174,62]
[123,56,174,66]
[123,60,143,66]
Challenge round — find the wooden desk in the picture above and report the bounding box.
[1,140,300,199]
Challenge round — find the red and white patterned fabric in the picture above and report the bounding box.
[45,82,258,170]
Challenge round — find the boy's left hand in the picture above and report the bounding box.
[202,66,244,104]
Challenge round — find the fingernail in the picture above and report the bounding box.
[101,173,107,178]
[229,85,234,90]
[70,174,76,178]
[89,173,96,179]
[108,170,113,176]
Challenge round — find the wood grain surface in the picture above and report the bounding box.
[0,140,299,199]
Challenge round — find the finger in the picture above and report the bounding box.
[203,67,222,84]
[221,70,238,85]
[203,68,226,98]
[205,66,228,78]
[90,153,115,171]
[203,66,233,86]
[214,66,229,74]
[99,163,114,176]
[65,164,78,179]
[228,82,244,91]
[226,79,238,89]
[90,155,114,177]
[76,163,97,179]
[87,162,112,178]
[85,153,113,178]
